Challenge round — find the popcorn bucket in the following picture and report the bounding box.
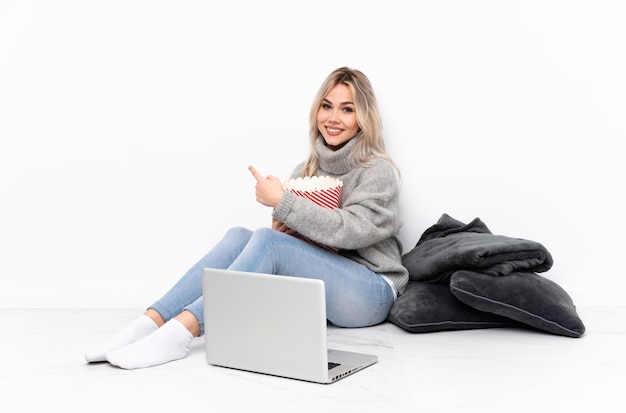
[282,176,343,209]
[281,176,343,252]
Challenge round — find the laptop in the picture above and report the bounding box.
[202,268,378,384]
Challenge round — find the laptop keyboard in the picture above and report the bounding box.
[328,362,341,370]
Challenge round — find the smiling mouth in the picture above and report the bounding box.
[326,127,343,135]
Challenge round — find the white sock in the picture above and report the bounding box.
[105,319,193,369]
[84,315,158,363]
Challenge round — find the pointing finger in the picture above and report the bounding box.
[248,165,264,182]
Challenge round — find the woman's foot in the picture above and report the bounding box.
[84,315,159,363]
[105,319,193,369]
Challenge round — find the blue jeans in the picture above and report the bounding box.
[149,227,395,335]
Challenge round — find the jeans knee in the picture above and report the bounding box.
[247,227,286,250]
[225,226,253,239]
[252,227,276,239]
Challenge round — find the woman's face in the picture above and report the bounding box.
[316,84,360,150]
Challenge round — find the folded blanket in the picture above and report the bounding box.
[402,214,553,283]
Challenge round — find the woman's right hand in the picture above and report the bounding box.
[249,165,284,208]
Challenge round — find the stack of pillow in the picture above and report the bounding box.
[387,214,585,338]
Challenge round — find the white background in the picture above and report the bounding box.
[1,0,624,308]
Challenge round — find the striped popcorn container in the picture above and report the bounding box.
[282,176,343,209]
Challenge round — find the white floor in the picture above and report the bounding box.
[1,306,625,413]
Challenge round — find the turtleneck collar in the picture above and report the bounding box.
[316,135,358,176]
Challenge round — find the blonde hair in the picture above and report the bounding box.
[301,67,399,178]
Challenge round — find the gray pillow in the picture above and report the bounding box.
[387,281,515,333]
[450,270,585,338]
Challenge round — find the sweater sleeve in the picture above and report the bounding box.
[272,159,401,251]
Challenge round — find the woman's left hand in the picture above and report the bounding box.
[249,165,284,208]
[272,218,298,235]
